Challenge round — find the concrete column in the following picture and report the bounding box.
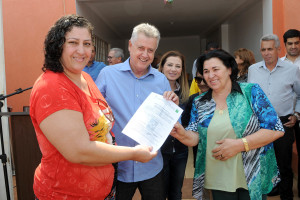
[262,0,273,35]
[221,24,229,52]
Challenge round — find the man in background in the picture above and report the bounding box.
[281,29,300,68]
[107,48,124,65]
[248,34,300,200]
[83,45,106,81]
[281,29,300,197]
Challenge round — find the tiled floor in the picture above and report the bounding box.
[182,147,300,200]
[13,148,300,200]
[133,147,300,200]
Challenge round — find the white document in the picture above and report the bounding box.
[122,92,183,152]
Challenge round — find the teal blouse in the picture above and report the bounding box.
[186,82,284,200]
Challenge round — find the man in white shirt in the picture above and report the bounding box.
[281,29,300,68]
[248,33,300,200]
[281,29,300,198]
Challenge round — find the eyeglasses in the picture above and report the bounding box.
[96,98,115,122]
[107,56,113,60]
[195,76,203,83]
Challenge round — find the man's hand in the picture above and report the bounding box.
[284,115,297,128]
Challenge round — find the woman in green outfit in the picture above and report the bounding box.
[171,49,284,200]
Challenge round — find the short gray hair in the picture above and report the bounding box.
[130,23,160,48]
[260,34,280,48]
[110,48,124,61]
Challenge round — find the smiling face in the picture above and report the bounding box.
[285,37,300,57]
[203,57,232,93]
[128,33,158,77]
[162,56,182,82]
[60,27,92,75]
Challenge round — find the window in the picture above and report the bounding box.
[93,35,109,63]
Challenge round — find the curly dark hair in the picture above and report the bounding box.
[42,15,94,72]
[196,49,238,82]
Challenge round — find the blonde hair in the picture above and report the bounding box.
[158,51,189,103]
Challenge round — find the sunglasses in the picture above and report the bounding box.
[96,98,115,122]
[195,76,203,83]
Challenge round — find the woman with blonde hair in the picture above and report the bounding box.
[234,48,256,82]
[158,51,189,104]
[158,50,189,199]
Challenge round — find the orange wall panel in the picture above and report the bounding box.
[283,0,300,29]
[273,0,300,57]
[272,0,285,57]
[3,0,76,112]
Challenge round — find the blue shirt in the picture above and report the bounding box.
[95,58,171,182]
[248,58,300,116]
[83,61,106,81]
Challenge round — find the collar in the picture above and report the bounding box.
[260,58,285,72]
[282,55,300,63]
[174,81,181,92]
[282,55,288,61]
[201,81,242,101]
[119,58,155,77]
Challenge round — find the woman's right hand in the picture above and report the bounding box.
[170,122,199,146]
[132,145,158,163]
[170,122,186,140]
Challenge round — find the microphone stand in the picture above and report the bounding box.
[0,86,32,200]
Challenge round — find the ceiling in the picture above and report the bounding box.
[77,0,259,39]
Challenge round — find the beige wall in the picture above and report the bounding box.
[3,0,76,112]
[227,0,263,61]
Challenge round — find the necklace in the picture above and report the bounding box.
[216,102,227,115]
[212,94,228,115]
[216,104,227,115]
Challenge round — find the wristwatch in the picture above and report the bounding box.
[293,112,300,121]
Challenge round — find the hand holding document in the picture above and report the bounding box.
[122,92,183,152]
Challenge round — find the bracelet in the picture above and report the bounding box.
[242,138,250,152]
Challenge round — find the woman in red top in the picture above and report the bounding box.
[30,15,158,200]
